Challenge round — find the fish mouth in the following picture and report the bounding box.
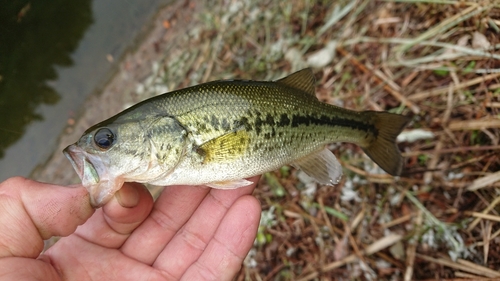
[64,145,93,184]
[63,145,116,208]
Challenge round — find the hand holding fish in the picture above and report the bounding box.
[0,176,260,281]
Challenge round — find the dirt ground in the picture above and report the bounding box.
[34,1,500,280]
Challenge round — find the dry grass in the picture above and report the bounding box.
[153,1,499,280]
[39,0,500,279]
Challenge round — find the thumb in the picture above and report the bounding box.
[0,177,94,258]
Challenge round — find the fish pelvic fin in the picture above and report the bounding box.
[276,68,317,97]
[361,111,411,176]
[207,179,253,189]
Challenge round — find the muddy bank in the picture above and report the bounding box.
[31,1,201,184]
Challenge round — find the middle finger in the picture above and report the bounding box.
[119,184,210,264]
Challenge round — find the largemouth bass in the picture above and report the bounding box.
[64,68,410,207]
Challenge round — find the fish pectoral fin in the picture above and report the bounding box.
[293,147,343,185]
[207,179,253,189]
[276,68,317,97]
[197,130,250,163]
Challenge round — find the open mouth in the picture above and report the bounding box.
[63,145,107,207]
[63,145,85,180]
[63,145,100,186]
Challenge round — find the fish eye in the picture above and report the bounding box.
[94,128,116,150]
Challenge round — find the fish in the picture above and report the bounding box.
[63,68,410,207]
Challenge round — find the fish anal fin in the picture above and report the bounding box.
[207,179,253,189]
[361,111,411,176]
[293,147,343,185]
[197,130,250,163]
[276,68,317,97]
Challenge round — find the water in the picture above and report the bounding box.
[0,0,171,181]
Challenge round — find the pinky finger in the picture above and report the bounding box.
[180,195,261,281]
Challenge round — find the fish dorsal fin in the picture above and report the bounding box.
[293,147,343,185]
[276,68,317,97]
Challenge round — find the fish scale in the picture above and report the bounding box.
[175,89,372,159]
[64,68,410,207]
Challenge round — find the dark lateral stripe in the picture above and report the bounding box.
[237,112,377,137]
[290,114,377,135]
[278,114,290,126]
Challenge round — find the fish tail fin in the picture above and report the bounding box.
[360,111,410,176]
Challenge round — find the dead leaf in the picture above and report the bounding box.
[472,31,491,49]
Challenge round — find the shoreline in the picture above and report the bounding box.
[31,0,200,185]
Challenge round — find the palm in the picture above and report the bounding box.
[36,178,260,280]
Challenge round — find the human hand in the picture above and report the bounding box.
[0,176,261,280]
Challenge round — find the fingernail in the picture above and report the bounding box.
[114,183,140,208]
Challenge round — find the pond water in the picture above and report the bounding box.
[0,0,171,181]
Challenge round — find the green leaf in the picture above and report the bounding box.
[463,61,476,73]
[433,68,449,76]
[312,203,348,221]
[418,154,429,165]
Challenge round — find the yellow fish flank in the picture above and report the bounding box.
[64,68,410,207]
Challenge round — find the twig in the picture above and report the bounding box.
[448,118,500,131]
[297,234,403,281]
[482,220,492,264]
[408,73,500,101]
[454,271,498,280]
[404,209,422,281]
[416,254,500,278]
[465,211,500,223]
[395,3,487,53]
[317,0,357,37]
[381,214,412,229]
[402,145,500,157]
[336,47,420,114]
[467,196,500,231]
[424,132,444,184]
[350,36,500,62]
[467,170,500,191]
